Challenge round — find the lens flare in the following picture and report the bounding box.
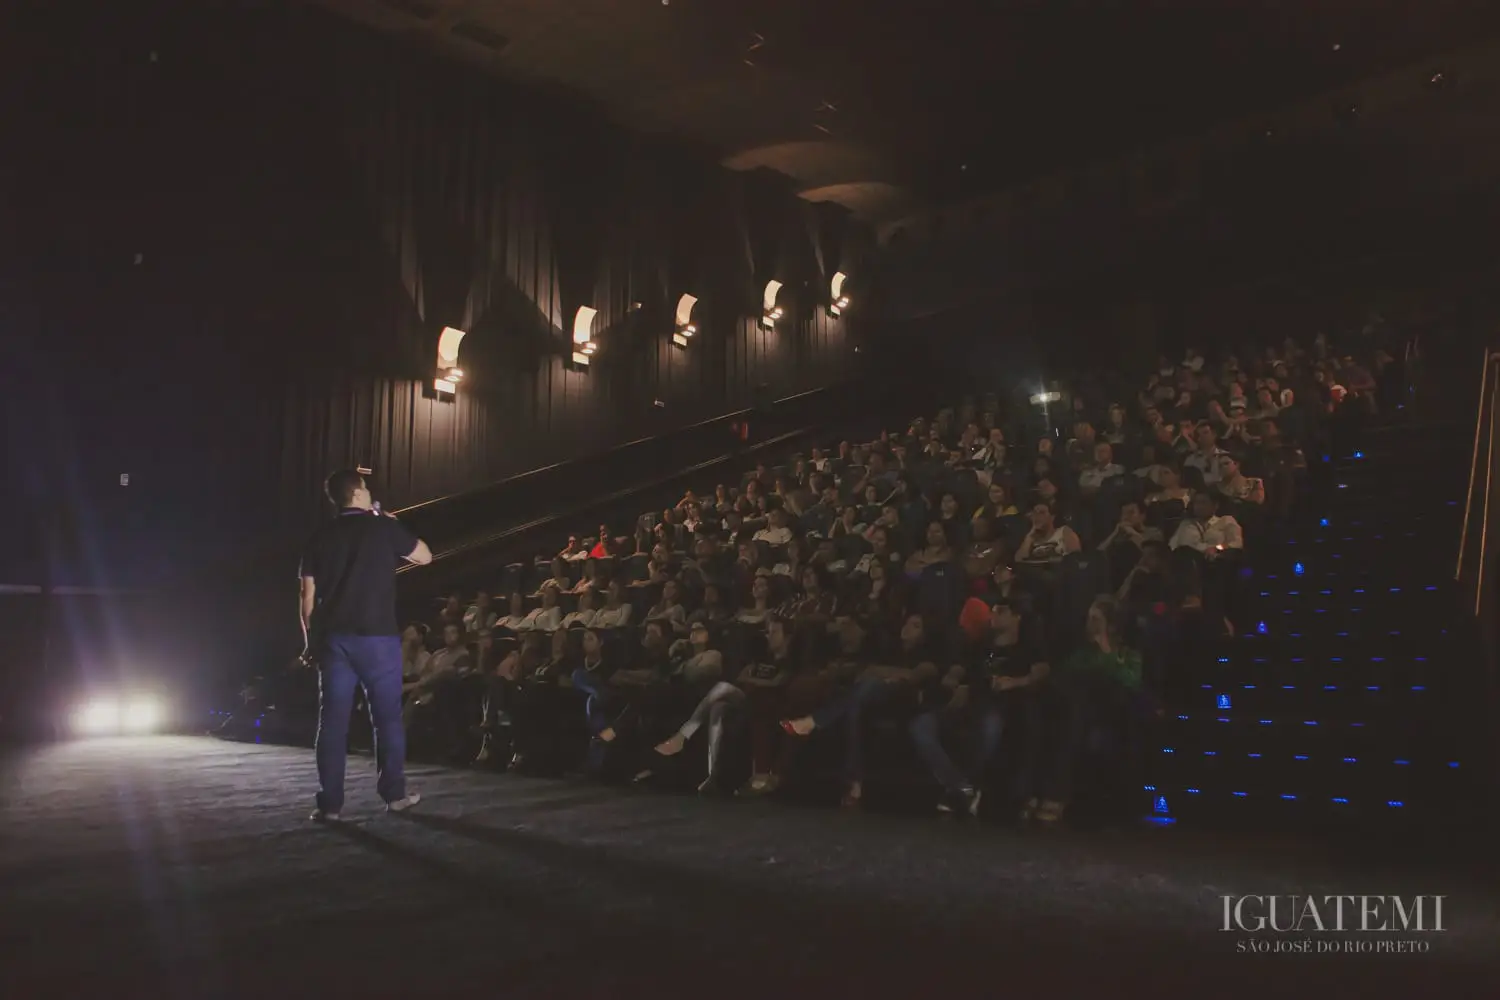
[74,695,166,736]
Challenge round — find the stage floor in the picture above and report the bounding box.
[2,736,1497,998]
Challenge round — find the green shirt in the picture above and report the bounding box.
[1059,645,1143,693]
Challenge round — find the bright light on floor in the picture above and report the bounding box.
[74,696,167,737]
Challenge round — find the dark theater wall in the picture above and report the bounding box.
[1,0,864,583]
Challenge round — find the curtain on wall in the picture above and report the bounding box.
[2,0,868,582]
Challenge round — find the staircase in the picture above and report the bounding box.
[1153,422,1487,832]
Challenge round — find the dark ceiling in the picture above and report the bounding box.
[314,0,1500,221]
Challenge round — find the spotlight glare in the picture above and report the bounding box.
[77,699,122,735]
[123,698,163,733]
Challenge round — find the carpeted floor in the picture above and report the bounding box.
[1,736,1496,998]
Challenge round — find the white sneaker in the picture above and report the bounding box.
[309,808,342,823]
[385,793,421,813]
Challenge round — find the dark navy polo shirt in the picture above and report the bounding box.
[298,508,419,639]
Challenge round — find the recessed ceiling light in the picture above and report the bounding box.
[1331,42,1341,51]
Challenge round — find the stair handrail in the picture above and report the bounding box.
[1456,349,1500,615]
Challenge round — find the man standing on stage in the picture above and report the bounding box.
[299,469,432,821]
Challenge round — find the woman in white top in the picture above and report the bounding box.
[753,509,794,547]
[593,579,633,629]
[516,582,563,633]
[400,623,431,681]
[559,587,598,630]
[462,593,498,635]
[496,592,529,632]
[535,557,570,597]
[772,537,805,578]
[735,573,775,624]
[1015,501,1081,565]
[645,579,689,634]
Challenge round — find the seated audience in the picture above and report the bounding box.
[736,573,776,625]
[645,579,689,634]
[1015,500,1081,566]
[400,623,431,681]
[515,581,564,633]
[1215,454,1265,505]
[1025,597,1144,825]
[593,580,633,629]
[910,596,1047,816]
[398,327,1378,822]
[1169,492,1244,555]
[1078,442,1124,496]
[782,612,944,809]
[560,588,598,630]
[463,591,497,634]
[905,520,956,576]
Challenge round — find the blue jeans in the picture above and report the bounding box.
[570,666,616,736]
[811,678,902,784]
[316,633,407,812]
[909,702,1005,796]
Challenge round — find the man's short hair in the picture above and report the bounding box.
[325,469,365,507]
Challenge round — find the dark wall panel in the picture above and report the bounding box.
[1,0,866,584]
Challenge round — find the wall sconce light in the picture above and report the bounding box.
[672,293,698,349]
[572,306,598,366]
[829,271,850,317]
[761,280,784,329]
[435,325,467,396]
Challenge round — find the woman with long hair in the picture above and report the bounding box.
[1024,596,1145,826]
